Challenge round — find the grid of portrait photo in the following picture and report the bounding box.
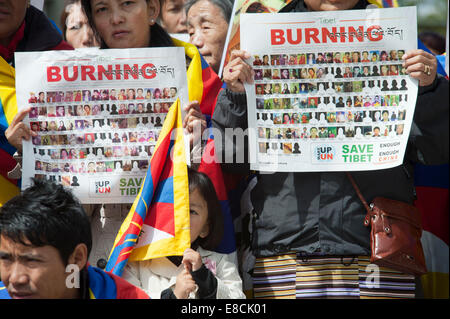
[27,86,179,187]
[252,49,410,155]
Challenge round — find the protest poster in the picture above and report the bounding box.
[15,47,189,203]
[241,7,419,172]
[218,0,292,78]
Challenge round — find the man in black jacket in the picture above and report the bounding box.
[212,0,449,298]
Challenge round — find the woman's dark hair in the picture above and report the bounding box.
[60,0,81,40]
[188,168,224,250]
[0,178,92,266]
[80,0,173,48]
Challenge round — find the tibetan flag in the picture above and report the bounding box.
[175,39,236,254]
[106,99,190,276]
[367,0,398,7]
[0,56,20,206]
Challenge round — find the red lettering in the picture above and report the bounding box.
[271,29,285,45]
[305,28,320,44]
[141,63,157,79]
[115,64,122,80]
[348,26,364,42]
[98,65,113,80]
[63,66,78,82]
[339,26,347,42]
[81,65,96,81]
[322,27,338,43]
[367,25,383,41]
[287,29,302,45]
[47,66,61,82]
[124,64,139,80]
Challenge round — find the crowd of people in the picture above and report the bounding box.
[0,0,448,300]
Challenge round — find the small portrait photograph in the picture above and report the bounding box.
[272,98,281,109]
[91,89,101,101]
[283,143,292,154]
[262,54,270,66]
[334,82,344,93]
[388,65,399,76]
[327,127,337,138]
[334,66,343,78]
[154,116,163,127]
[315,52,325,64]
[55,105,65,117]
[344,52,353,63]
[298,83,308,94]
[272,113,281,125]
[395,123,404,135]
[361,65,371,77]
[307,67,316,79]
[354,111,364,123]
[85,133,95,144]
[336,111,346,123]
[126,88,136,100]
[333,52,342,63]
[308,82,317,93]
[82,104,91,116]
[254,69,263,81]
[300,112,312,124]
[58,135,69,146]
[379,50,389,61]
[290,97,300,109]
[389,50,398,61]
[112,146,123,158]
[381,80,390,91]
[280,68,290,80]
[256,98,264,110]
[289,82,299,94]
[281,83,290,94]
[361,51,370,63]
[258,127,266,139]
[390,94,400,106]
[161,102,171,113]
[306,53,315,65]
[352,65,361,77]
[36,92,46,104]
[308,97,318,108]
[335,96,345,108]
[258,142,267,154]
[298,68,308,79]
[161,87,170,99]
[91,104,101,116]
[345,126,355,137]
[354,95,363,107]
[272,68,281,79]
[291,112,300,124]
[351,51,360,63]
[28,92,38,104]
[117,118,128,129]
[255,84,264,95]
[122,159,131,172]
[279,54,288,66]
[297,53,306,65]
[38,106,47,117]
[363,126,373,137]
[299,98,308,108]
[343,82,353,93]
[104,161,114,172]
[82,90,92,102]
[135,88,145,100]
[289,69,299,80]
[326,112,336,123]
[272,83,282,95]
[270,54,280,66]
[57,119,67,131]
[47,106,56,117]
[345,97,353,108]
[316,67,325,79]
[309,127,319,138]
[300,127,309,139]
[253,55,263,66]
[318,126,328,138]
[288,54,298,65]
[138,160,149,171]
[282,98,291,109]
[371,65,380,77]
[152,88,162,99]
[398,109,406,121]
[109,89,118,101]
[343,66,353,78]
[30,121,40,133]
[117,103,129,115]
[380,64,389,77]
[48,120,58,131]
[262,69,272,80]
[323,52,333,64]
[83,119,92,129]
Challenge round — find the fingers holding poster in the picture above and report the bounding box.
[241,7,419,172]
[15,47,189,203]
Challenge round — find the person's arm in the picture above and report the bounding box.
[403,50,449,164]
[211,50,254,174]
[210,253,246,299]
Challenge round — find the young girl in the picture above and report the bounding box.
[122,169,246,299]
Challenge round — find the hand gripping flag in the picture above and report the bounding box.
[0,57,20,206]
[106,99,191,276]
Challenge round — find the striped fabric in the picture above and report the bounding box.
[253,253,415,299]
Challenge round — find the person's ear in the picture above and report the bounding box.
[199,224,210,239]
[68,243,88,271]
[147,0,161,25]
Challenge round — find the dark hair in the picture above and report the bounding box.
[419,31,446,55]
[185,0,233,23]
[81,0,173,48]
[0,178,92,266]
[188,168,223,250]
[60,0,81,40]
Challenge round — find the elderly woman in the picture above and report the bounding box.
[185,0,232,74]
[2,1,72,192]
[60,0,100,48]
[213,0,449,299]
